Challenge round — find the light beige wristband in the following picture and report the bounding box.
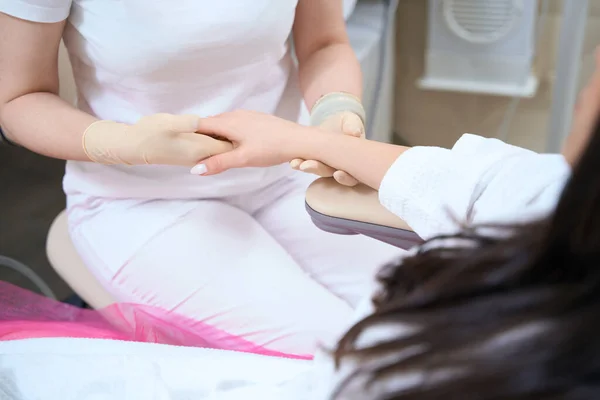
[309,92,366,127]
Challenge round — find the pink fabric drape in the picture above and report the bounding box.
[0,282,311,360]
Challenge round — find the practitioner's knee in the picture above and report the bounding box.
[267,305,355,358]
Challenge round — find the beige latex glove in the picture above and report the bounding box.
[83,113,233,166]
[291,92,365,187]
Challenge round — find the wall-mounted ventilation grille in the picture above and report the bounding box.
[419,0,538,97]
[443,0,523,44]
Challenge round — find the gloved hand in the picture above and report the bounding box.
[290,92,365,187]
[82,113,233,166]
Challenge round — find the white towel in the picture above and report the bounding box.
[0,338,312,400]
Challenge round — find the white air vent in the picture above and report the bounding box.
[419,0,538,97]
[444,0,522,44]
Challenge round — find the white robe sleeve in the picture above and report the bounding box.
[378,134,571,239]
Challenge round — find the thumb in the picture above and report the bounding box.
[161,114,202,133]
[190,150,241,176]
[341,112,365,138]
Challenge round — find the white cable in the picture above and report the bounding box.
[496,0,550,143]
[545,1,590,152]
[0,255,57,299]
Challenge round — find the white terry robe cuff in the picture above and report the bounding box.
[378,134,571,239]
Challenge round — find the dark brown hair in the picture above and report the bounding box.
[331,120,600,399]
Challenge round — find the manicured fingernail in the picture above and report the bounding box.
[190,164,207,175]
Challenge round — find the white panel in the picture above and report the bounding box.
[343,0,358,20]
[419,0,538,97]
[346,0,396,143]
[445,0,521,43]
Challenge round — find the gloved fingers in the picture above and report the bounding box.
[333,170,359,187]
[140,113,201,133]
[290,158,304,170]
[319,111,365,138]
[170,114,204,133]
[190,133,233,155]
[171,132,234,165]
[299,159,336,177]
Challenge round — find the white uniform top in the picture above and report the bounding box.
[0,134,572,399]
[1,0,307,200]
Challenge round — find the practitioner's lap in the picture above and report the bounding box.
[232,172,404,307]
[70,197,352,356]
[67,173,403,355]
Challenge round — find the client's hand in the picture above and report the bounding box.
[290,93,365,187]
[83,113,233,166]
[190,110,312,175]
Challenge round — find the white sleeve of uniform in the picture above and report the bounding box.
[378,134,571,239]
[0,0,72,23]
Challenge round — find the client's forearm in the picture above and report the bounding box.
[296,131,409,190]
